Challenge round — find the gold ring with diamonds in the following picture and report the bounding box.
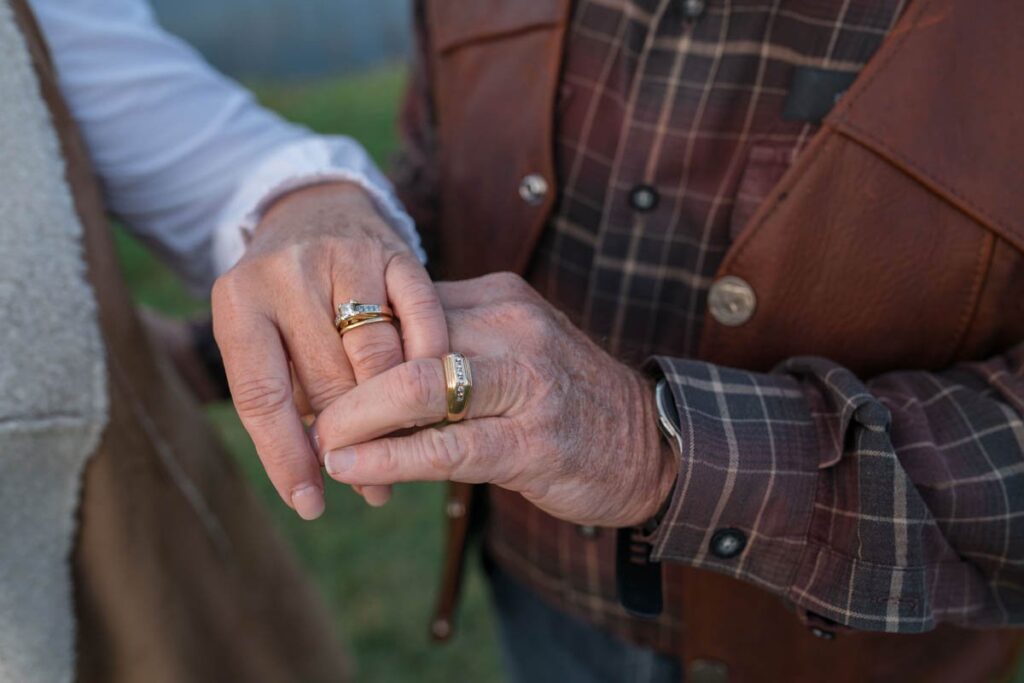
[335,299,394,333]
[442,352,473,423]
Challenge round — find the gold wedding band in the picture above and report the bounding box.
[443,352,473,423]
[335,299,395,336]
[338,316,392,335]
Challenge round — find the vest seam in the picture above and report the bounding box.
[946,231,996,365]
[834,121,1024,254]
[697,0,933,357]
[108,356,234,561]
[437,21,564,55]
[829,0,1023,253]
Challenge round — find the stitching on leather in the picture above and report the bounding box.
[721,0,927,277]
[832,0,1024,251]
[512,3,571,276]
[728,139,823,268]
[946,231,996,364]
[438,21,563,55]
[836,120,1024,251]
[109,356,234,560]
[698,131,839,358]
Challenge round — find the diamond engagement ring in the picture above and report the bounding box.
[442,352,473,423]
[334,299,395,335]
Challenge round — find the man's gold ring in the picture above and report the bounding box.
[335,299,395,335]
[443,352,473,423]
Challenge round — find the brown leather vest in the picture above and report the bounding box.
[423,0,1024,679]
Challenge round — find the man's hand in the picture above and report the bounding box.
[312,273,678,528]
[212,182,447,519]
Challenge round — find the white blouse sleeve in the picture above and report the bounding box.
[28,0,422,291]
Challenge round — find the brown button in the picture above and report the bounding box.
[445,499,466,519]
[689,659,729,683]
[518,173,549,205]
[708,275,756,326]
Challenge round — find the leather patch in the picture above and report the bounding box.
[783,67,858,123]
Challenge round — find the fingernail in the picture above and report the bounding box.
[291,484,325,521]
[325,448,357,476]
[308,426,321,454]
[363,485,392,507]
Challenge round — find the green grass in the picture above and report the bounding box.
[116,64,504,683]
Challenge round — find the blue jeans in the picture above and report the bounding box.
[488,564,682,683]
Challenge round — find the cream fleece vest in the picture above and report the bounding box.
[0,1,108,681]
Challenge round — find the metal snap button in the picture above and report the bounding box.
[683,0,707,20]
[445,499,466,519]
[689,658,729,683]
[708,275,756,326]
[518,173,549,205]
[629,184,659,212]
[810,626,837,640]
[710,528,747,559]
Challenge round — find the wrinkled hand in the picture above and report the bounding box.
[212,182,447,519]
[312,273,678,528]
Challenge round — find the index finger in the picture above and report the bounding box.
[213,304,324,520]
[385,252,449,360]
[312,355,513,459]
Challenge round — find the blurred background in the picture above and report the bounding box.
[151,0,412,81]
[116,2,504,682]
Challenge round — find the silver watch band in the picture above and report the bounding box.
[654,378,683,456]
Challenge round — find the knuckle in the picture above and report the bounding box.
[346,335,402,375]
[494,271,526,290]
[423,428,462,474]
[211,259,284,326]
[507,355,544,402]
[374,444,400,477]
[486,271,530,298]
[487,300,527,324]
[395,360,443,410]
[211,270,244,314]
[232,376,293,419]
[489,300,551,342]
[492,419,530,483]
[260,442,305,471]
[329,240,386,278]
[302,375,354,408]
[398,280,442,319]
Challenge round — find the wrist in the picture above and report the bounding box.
[640,376,682,527]
[252,180,391,242]
[642,426,679,529]
[624,373,681,526]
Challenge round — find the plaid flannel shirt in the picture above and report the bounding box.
[399,0,1024,639]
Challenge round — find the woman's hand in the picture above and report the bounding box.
[312,273,678,528]
[212,182,447,519]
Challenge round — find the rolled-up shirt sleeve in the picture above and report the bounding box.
[30,0,420,292]
[648,341,1024,633]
